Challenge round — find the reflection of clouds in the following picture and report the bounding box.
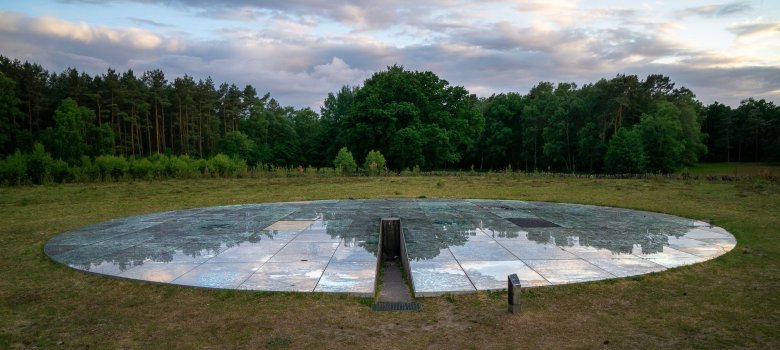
[43,199,739,294]
[49,199,711,271]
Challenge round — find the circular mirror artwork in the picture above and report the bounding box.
[45,199,736,296]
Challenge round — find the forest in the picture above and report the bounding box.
[1,55,778,184]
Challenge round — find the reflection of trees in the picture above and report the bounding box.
[517,204,691,254]
[50,204,303,271]
[524,227,683,255]
[48,199,699,270]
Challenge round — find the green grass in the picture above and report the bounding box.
[1,176,779,349]
[681,162,780,177]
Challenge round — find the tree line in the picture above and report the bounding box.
[1,56,778,184]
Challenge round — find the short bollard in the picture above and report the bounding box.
[508,273,521,313]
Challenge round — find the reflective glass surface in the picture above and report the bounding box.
[45,199,736,296]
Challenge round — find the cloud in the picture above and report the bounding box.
[62,0,450,29]
[677,2,752,18]
[2,3,778,109]
[0,11,169,50]
[647,65,780,105]
[128,17,174,28]
[728,21,780,37]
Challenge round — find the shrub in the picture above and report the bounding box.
[208,153,233,176]
[0,151,28,185]
[190,158,208,176]
[163,155,190,178]
[231,157,248,176]
[363,150,386,175]
[49,159,70,183]
[129,157,153,179]
[177,155,201,177]
[333,147,357,175]
[80,156,100,181]
[148,155,166,178]
[27,143,54,184]
[95,155,128,180]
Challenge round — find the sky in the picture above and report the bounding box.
[1,0,778,110]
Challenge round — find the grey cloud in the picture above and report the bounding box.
[677,2,752,18]
[3,7,778,109]
[128,17,174,27]
[594,28,685,60]
[453,21,685,73]
[456,22,587,52]
[728,21,780,37]
[61,0,451,29]
[635,64,780,106]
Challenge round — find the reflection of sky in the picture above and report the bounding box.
[46,199,700,270]
[45,199,737,293]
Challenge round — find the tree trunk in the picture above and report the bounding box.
[162,105,167,152]
[147,116,152,156]
[111,90,117,149]
[179,98,184,154]
[27,100,32,132]
[96,96,102,128]
[198,101,203,157]
[155,102,161,154]
[130,118,136,157]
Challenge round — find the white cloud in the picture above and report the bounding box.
[0,1,778,108]
[728,21,780,37]
[677,2,752,18]
[0,11,169,51]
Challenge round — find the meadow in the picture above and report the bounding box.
[1,173,778,349]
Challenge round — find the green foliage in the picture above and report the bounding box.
[3,55,779,179]
[390,127,425,170]
[333,147,357,174]
[343,65,483,170]
[318,86,357,164]
[208,154,246,177]
[290,108,321,167]
[45,97,114,160]
[80,156,100,180]
[702,98,779,163]
[0,74,23,154]
[542,83,578,172]
[240,100,301,167]
[637,101,685,173]
[0,149,253,184]
[363,150,386,175]
[475,93,525,170]
[218,131,256,164]
[162,155,190,177]
[0,151,28,185]
[677,100,707,166]
[90,124,115,156]
[604,128,646,174]
[49,158,71,183]
[95,155,129,180]
[129,157,153,179]
[27,143,54,184]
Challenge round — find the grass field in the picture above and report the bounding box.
[1,175,778,349]
[681,162,780,177]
